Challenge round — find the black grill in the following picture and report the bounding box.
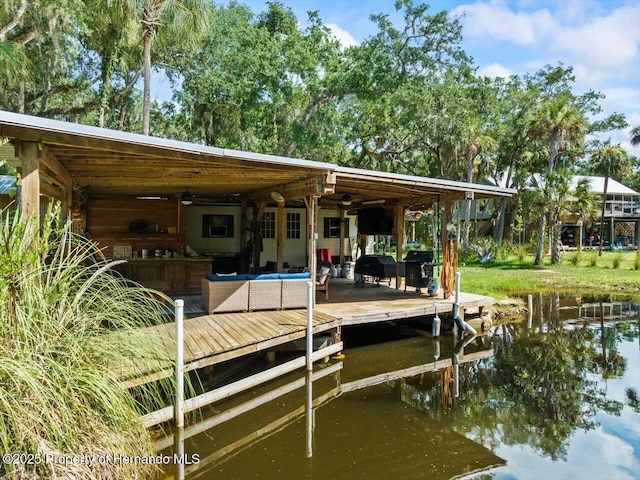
[404,250,434,263]
[404,250,436,294]
[355,255,405,285]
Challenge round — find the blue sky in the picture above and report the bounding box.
[179,0,640,158]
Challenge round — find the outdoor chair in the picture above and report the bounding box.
[316,264,331,301]
[260,260,277,273]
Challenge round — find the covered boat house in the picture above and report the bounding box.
[1,110,518,396]
[0,110,515,299]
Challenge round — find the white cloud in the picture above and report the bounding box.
[452,0,555,45]
[477,62,513,78]
[326,23,358,49]
[453,1,640,88]
[551,5,640,88]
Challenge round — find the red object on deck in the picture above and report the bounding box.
[317,248,332,263]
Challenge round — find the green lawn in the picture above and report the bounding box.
[458,250,640,302]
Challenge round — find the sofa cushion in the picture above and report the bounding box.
[252,273,280,281]
[205,273,248,282]
[279,272,311,280]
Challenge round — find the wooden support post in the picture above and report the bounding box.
[331,326,345,359]
[394,203,405,289]
[18,141,40,222]
[240,199,248,272]
[41,146,73,218]
[339,207,346,267]
[253,202,266,272]
[277,202,285,272]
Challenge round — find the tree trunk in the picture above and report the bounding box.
[463,199,472,248]
[534,213,546,265]
[550,218,562,264]
[492,198,507,244]
[597,175,609,256]
[18,81,25,113]
[142,32,152,135]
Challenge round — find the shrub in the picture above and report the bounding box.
[569,251,581,266]
[497,240,517,260]
[0,204,179,479]
[635,249,640,271]
[590,253,599,267]
[612,253,622,269]
[518,246,528,262]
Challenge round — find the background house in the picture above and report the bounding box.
[474,175,639,249]
[563,176,639,249]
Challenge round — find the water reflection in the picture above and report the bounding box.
[158,296,639,480]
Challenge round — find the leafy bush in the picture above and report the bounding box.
[468,237,497,263]
[496,240,518,260]
[0,205,178,479]
[518,245,528,262]
[569,251,581,266]
[612,253,622,269]
[590,253,599,267]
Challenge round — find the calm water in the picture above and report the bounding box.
[160,295,639,480]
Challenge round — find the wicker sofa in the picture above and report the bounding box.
[201,272,312,313]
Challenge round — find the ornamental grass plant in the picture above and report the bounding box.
[0,205,177,479]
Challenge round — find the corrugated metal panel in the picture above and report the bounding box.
[0,175,16,195]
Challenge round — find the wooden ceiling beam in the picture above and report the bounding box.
[247,174,335,203]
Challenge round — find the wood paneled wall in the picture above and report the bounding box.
[86,197,184,257]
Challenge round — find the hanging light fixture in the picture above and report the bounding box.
[270,191,285,203]
[341,194,352,206]
[180,188,193,206]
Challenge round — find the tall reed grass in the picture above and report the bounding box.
[1,205,176,479]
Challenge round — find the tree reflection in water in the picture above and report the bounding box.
[452,294,636,462]
[157,295,638,480]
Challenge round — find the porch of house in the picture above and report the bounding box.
[121,277,493,389]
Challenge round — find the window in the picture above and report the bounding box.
[286,212,301,239]
[202,214,234,238]
[324,217,348,238]
[261,212,275,239]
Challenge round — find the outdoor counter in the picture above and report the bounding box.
[115,257,213,295]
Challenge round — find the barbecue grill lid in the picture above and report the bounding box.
[404,250,434,263]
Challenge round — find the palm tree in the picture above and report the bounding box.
[590,141,630,255]
[631,126,640,146]
[84,0,141,128]
[91,0,209,135]
[140,0,209,135]
[528,98,587,265]
[572,177,599,252]
[538,170,573,265]
[462,127,497,248]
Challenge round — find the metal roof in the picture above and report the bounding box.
[0,110,515,204]
[0,175,15,195]
[572,175,639,196]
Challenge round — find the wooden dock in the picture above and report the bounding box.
[121,278,494,388]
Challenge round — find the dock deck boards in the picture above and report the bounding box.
[121,278,494,388]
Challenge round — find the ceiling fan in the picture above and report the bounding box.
[178,188,245,206]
